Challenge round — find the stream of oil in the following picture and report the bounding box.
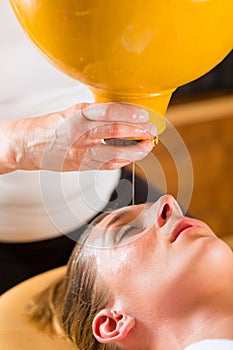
[132,161,135,205]
[103,138,137,205]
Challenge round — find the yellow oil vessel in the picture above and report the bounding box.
[10,0,233,126]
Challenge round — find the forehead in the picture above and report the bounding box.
[83,203,151,249]
[96,203,149,228]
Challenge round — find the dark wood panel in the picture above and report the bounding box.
[133,98,233,248]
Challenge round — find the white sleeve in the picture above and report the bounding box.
[184,339,233,350]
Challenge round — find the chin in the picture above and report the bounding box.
[194,236,233,293]
[209,236,233,268]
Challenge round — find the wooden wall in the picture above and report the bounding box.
[134,95,233,248]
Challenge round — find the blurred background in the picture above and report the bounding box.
[133,50,233,248]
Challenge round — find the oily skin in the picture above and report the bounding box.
[91,196,233,348]
[0,102,157,173]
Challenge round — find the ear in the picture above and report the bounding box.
[92,308,135,344]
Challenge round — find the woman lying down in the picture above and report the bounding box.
[28,195,233,350]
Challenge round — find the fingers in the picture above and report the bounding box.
[69,158,131,171]
[44,102,158,172]
[86,121,157,141]
[61,102,157,141]
[75,140,154,171]
[80,102,149,123]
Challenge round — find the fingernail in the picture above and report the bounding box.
[149,123,158,136]
[131,109,149,121]
[81,104,107,120]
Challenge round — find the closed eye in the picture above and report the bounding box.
[115,225,145,243]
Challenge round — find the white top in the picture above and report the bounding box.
[184,339,233,350]
[0,0,120,242]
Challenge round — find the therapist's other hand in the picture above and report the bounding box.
[2,102,158,172]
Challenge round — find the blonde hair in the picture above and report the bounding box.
[27,214,121,350]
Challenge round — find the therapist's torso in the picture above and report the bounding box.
[0,0,120,242]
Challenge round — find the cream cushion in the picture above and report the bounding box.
[0,267,75,350]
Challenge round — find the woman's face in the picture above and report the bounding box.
[87,195,233,330]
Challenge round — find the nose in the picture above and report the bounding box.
[156,195,183,230]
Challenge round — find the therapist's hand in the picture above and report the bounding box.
[0,102,157,173]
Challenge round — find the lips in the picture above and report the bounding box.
[171,218,197,243]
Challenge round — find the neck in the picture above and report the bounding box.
[181,310,233,348]
[153,302,233,350]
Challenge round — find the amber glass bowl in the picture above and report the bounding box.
[10,0,233,122]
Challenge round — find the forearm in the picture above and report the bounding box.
[0,119,21,174]
[0,116,55,174]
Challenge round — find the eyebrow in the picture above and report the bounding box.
[105,211,129,229]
